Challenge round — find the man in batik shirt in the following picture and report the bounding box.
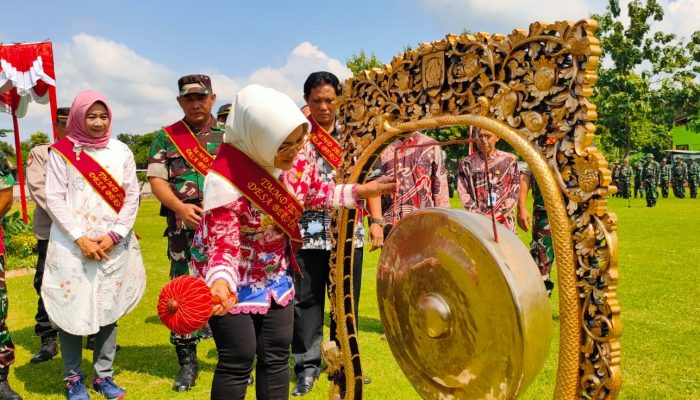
[457,128,519,231]
[0,152,22,400]
[367,131,450,245]
[292,71,367,396]
[148,74,224,391]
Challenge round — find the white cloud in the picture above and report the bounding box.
[3,35,350,140]
[420,0,606,36]
[420,0,697,41]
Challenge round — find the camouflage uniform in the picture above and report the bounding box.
[611,163,620,197]
[618,163,633,199]
[659,160,671,198]
[671,159,688,198]
[0,153,16,369]
[641,157,660,207]
[148,118,223,345]
[688,160,699,199]
[633,161,644,198]
[520,164,554,294]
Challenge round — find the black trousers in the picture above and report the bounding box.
[291,247,363,378]
[209,302,293,400]
[33,239,57,338]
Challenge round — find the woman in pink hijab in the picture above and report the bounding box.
[43,90,145,400]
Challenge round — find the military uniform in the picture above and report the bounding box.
[148,118,223,344]
[633,161,644,198]
[641,155,660,207]
[671,158,688,198]
[659,160,671,198]
[519,163,554,295]
[611,162,620,197]
[618,163,633,199]
[688,160,699,198]
[0,152,20,399]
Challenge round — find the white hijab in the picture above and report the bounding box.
[204,84,310,211]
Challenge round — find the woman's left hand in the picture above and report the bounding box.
[93,235,116,255]
[356,176,396,199]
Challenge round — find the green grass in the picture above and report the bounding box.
[4,194,700,399]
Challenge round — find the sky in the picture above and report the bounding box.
[1,0,698,143]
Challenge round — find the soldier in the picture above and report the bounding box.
[147,74,224,391]
[688,159,699,199]
[611,161,620,197]
[641,153,660,207]
[618,159,633,199]
[25,107,70,364]
[633,160,644,198]
[671,156,688,198]
[0,151,22,400]
[216,103,231,125]
[659,158,671,198]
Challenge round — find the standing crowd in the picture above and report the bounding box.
[611,154,700,207]
[1,71,560,400]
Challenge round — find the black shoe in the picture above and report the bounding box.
[30,335,58,364]
[291,375,317,397]
[248,375,254,386]
[173,344,198,391]
[0,368,22,400]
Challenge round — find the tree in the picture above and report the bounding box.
[117,131,158,169]
[29,132,49,147]
[346,50,383,74]
[592,0,700,159]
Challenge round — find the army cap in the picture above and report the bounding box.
[56,107,70,123]
[645,153,653,158]
[217,103,232,119]
[178,74,212,97]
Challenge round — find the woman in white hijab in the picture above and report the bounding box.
[192,84,392,399]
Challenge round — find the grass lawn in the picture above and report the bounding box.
[4,194,700,399]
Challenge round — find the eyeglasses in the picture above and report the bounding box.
[277,134,309,155]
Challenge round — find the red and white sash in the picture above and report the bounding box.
[52,138,125,213]
[307,116,342,170]
[163,120,215,176]
[210,143,304,252]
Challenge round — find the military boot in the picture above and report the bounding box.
[0,367,22,400]
[30,335,59,364]
[173,344,198,391]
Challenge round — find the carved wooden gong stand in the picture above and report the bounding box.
[325,19,621,400]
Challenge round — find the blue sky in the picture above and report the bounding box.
[1,0,697,141]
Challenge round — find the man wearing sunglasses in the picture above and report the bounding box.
[148,74,224,392]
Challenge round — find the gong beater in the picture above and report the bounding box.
[377,208,552,399]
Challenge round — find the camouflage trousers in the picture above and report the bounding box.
[0,255,15,368]
[660,179,670,198]
[689,180,698,198]
[634,181,644,198]
[619,179,631,199]
[530,210,554,294]
[672,181,686,198]
[643,181,658,207]
[166,227,200,346]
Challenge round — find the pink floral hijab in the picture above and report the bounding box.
[66,90,112,148]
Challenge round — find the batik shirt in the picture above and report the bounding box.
[0,153,15,255]
[192,143,363,314]
[457,149,519,231]
[369,131,449,225]
[299,122,364,250]
[147,118,224,233]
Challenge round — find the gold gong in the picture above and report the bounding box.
[377,208,552,399]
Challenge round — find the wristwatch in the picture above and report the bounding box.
[369,217,384,226]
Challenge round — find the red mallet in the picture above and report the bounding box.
[157,275,234,335]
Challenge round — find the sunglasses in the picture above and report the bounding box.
[277,134,309,155]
